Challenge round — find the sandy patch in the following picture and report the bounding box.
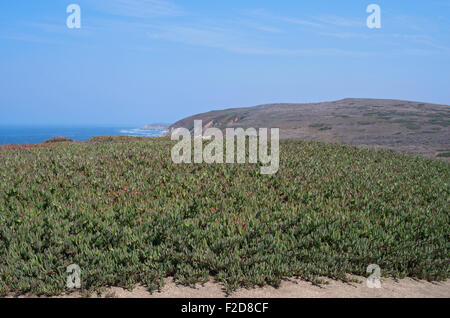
[47,276,450,298]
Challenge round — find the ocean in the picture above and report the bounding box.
[0,125,165,145]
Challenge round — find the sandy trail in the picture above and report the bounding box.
[49,276,450,298]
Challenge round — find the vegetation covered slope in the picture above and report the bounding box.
[0,137,449,296]
[167,98,450,159]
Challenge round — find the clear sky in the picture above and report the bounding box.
[0,0,449,126]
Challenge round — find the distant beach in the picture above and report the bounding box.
[0,125,164,145]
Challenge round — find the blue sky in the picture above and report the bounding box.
[0,0,449,126]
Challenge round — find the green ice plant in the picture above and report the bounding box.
[0,137,448,295]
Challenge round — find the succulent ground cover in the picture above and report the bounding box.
[0,137,448,296]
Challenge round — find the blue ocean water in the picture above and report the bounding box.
[0,126,165,145]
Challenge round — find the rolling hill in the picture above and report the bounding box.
[167,98,450,159]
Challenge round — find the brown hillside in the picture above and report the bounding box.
[167,98,450,159]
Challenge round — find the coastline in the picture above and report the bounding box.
[0,126,165,146]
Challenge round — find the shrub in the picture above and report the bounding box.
[43,136,73,143]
